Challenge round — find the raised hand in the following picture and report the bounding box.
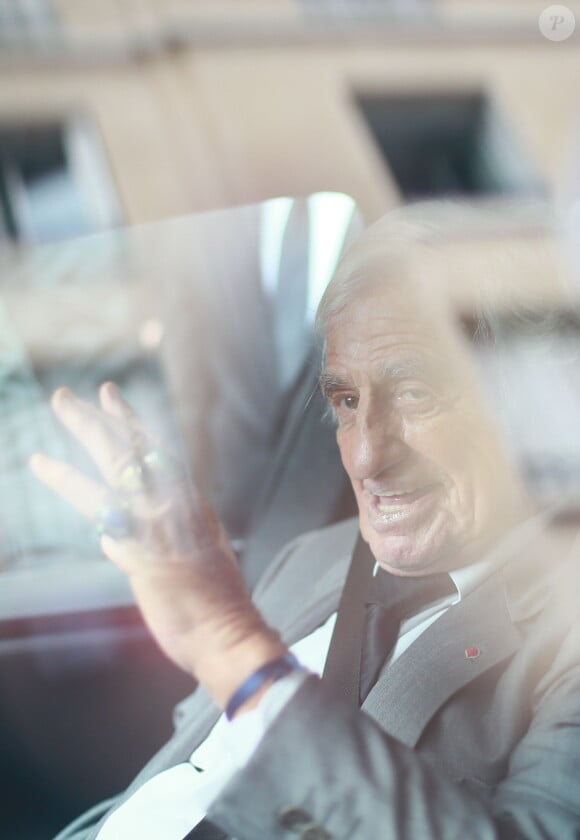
[30,383,285,710]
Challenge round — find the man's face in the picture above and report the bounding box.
[323,281,528,576]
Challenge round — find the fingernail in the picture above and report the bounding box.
[51,388,76,419]
[103,381,120,399]
[54,387,73,405]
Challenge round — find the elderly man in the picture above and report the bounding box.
[32,207,580,839]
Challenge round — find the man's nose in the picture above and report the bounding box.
[344,404,408,481]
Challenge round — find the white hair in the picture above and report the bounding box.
[315,199,567,352]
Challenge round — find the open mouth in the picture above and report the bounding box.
[364,483,442,527]
[374,485,436,510]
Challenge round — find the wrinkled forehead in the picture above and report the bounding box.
[324,273,461,368]
[321,289,486,418]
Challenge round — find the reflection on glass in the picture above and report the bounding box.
[0,193,361,585]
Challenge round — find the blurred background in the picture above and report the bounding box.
[0,2,580,838]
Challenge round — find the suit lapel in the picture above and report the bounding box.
[259,548,351,646]
[361,570,523,747]
[360,512,568,746]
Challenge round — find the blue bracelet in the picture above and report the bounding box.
[225,652,304,721]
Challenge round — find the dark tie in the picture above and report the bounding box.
[358,568,457,702]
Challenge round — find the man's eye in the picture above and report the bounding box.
[342,395,358,410]
[396,383,438,409]
[400,388,430,401]
[333,394,358,412]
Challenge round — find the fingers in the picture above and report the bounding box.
[99,381,145,430]
[98,383,159,489]
[52,386,152,487]
[29,452,108,520]
[31,451,145,574]
[99,381,125,420]
[52,387,122,483]
[35,385,223,560]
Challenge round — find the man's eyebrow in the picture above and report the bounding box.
[320,360,441,395]
[319,372,350,399]
[377,358,431,379]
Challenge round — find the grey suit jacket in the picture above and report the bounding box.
[56,517,580,840]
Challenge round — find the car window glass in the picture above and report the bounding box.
[0,193,363,617]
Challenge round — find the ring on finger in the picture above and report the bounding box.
[115,448,184,496]
[94,500,137,541]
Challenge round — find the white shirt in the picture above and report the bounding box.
[96,546,510,840]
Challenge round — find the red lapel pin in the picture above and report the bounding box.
[465,646,481,660]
